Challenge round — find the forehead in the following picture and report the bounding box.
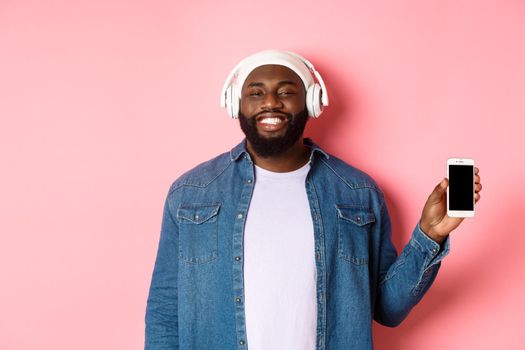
[242,64,303,89]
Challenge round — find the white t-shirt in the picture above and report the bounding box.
[244,162,317,350]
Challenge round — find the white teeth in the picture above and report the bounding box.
[260,117,282,125]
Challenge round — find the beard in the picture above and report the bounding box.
[238,107,309,158]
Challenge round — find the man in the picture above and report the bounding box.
[145,50,482,349]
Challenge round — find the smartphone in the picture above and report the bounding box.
[447,158,475,217]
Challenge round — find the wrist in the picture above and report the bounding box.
[419,221,446,245]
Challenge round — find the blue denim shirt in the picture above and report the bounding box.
[145,138,450,350]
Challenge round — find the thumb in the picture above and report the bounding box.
[428,178,448,203]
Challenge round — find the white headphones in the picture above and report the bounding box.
[220,50,329,119]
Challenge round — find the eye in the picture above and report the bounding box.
[248,90,263,97]
[278,90,296,96]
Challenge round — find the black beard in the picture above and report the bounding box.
[238,108,309,158]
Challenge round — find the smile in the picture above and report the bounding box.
[255,114,289,133]
[259,117,283,125]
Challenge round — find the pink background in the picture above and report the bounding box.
[1,0,524,349]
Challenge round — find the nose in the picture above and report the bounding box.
[262,92,283,109]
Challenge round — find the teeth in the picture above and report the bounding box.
[260,117,282,125]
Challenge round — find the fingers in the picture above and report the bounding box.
[474,168,482,198]
[474,167,482,203]
[475,183,482,193]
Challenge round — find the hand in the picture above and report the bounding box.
[420,167,482,244]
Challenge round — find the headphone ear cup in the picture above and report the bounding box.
[224,86,233,118]
[306,83,323,118]
[225,86,239,118]
[230,86,240,119]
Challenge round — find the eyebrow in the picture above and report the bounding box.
[247,80,298,88]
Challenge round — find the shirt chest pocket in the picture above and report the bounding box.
[336,205,375,265]
[176,204,220,264]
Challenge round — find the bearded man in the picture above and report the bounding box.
[145,50,482,350]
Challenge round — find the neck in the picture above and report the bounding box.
[246,137,311,173]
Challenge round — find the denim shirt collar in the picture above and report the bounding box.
[229,138,330,162]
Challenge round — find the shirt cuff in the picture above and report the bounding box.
[409,223,451,267]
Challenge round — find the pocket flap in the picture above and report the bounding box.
[177,204,221,224]
[335,206,375,226]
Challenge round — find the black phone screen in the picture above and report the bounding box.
[449,165,474,211]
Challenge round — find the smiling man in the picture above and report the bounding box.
[238,64,310,171]
[145,50,482,350]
